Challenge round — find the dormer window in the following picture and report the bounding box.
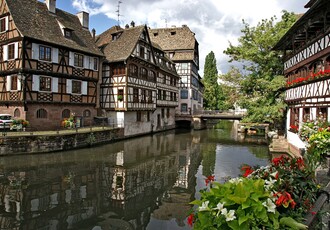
[64,28,72,38]
[170,31,176,35]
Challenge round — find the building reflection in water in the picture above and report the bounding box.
[0,130,202,230]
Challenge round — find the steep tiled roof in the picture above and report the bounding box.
[96,25,145,63]
[6,0,102,56]
[149,26,196,50]
[149,25,197,61]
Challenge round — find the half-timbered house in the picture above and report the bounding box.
[149,25,204,115]
[273,0,330,152]
[96,24,179,136]
[0,0,103,130]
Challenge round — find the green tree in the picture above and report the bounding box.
[222,11,298,126]
[203,51,225,110]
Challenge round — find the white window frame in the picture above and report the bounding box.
[0,16,8,33]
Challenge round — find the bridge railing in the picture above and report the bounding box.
[194,109,247,116]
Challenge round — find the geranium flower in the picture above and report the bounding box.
[241,165,254,177]
[199,201,209,211]
[187,213,194,227]
[274,191,296,209]
[205,175,215,186]
[221,209,236,221]
[262,198,276,213]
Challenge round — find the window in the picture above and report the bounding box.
[113,65,125,75]
[148,71,156,82]
[8,43,15,60]
[39,76,51,91]
[118,89,124,101]
[39,46,52,61]
[129,64,138,77]
[158,89,162,100]
[163,90,166,100]
[37,108,47,118]
[62,109,70,119]
[146,50,151,61]
[167,108,170,118]
[141,67,147,79]
[181,103,188,112]
[72,80,81,94]
[14,108,20,117]
[11,75,17,90]
[141,89,146,102]
[93,58,98,70]
[64,29,72,38]
[140,46,145,59]
[74,53,84,67]
[137,111,142,121]
[161,108,165,118]
[83,109,91,117]
[180,90,188,99]
[147,112,150,122]
[147,90,152,103]
[133,88,139,102]
[0,17,7,33]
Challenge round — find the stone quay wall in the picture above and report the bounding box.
[0,128,124,155]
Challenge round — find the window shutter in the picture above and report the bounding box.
[66,79,72,94]
[32,75,39,91]
[6,76,11,91]
[52,48,59,63]
[5,16,8,31]
[14,42,18,59]
[3,45,8,61]
[84,56,89,69]
[52,77,58,92]
[17,75,21,90]
[82,81,87,95]
[31,43,38,60]
[69,52,74,66]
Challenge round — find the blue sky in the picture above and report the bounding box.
[45,0,308,74]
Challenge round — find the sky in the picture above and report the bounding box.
[49,0,308,76]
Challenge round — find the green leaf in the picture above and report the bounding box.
[279,217,308,230]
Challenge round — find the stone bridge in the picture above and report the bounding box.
[175,110,246,129]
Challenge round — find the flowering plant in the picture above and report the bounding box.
[188,155,319,229]
[61,116,76,128]
[10,119,29,130]
[289,124,299,134]
[286,69,330,87]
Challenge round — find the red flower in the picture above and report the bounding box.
[205,175,215,186]
[311,211,317,215]
[274,191,296,209]
[187,213,194,227]
[241,165,253,177]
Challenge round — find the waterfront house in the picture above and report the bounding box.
[149,25,204,115]
[0,0,103,130]
[96,23,179,136]
[273,0,330,153]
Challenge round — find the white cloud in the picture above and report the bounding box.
[70,0,307,76]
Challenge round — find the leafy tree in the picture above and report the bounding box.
[221,11,298,126]
[202,51,225,110]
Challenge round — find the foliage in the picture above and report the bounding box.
[202,51,225,110]
[299,115,330,170]
[10,119,29,131]
[221,11,298,124]
[189,155,320,229]
[61,116,76,128]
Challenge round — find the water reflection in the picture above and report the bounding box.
[0,122,269,230]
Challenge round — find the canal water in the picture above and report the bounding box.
[0,121,270,230]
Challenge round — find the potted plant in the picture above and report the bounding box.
[117,95,123,101]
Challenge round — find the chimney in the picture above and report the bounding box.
[130,21,135,27]
[45,0,56,14]
[91,28,96,40]
[77,11,89,29]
